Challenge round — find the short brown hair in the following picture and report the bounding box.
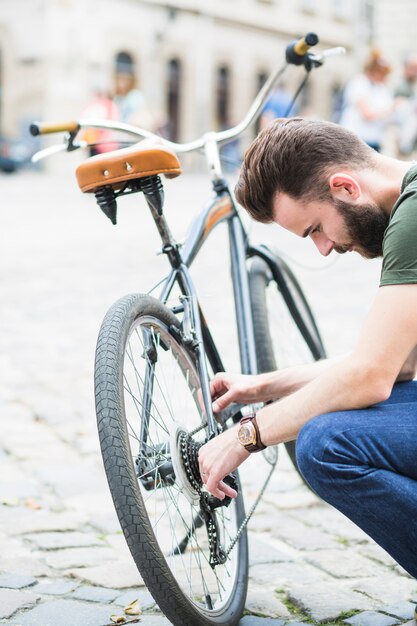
[235,117,374,223]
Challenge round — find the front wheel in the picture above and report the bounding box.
[249,255,326,474]
[94,293,248,626]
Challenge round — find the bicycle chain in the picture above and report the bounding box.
[177,427,277,567]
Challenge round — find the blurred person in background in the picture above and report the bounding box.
[394,54,417,156]
[113,72,163,133]
[339,50,394,152]
[259,83,297,131]
[81,85,119,156]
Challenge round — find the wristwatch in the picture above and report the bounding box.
[237,413,266,453]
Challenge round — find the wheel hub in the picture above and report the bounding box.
[170,426,204,504]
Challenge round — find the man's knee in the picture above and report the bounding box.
[296,413,348,497]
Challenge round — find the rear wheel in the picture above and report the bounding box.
[249,256,326,474]
[95,293,248,625]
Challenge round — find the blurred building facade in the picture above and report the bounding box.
[0,0,401,145]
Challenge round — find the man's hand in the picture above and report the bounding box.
[210,373,267,413]
[198,427,250,499]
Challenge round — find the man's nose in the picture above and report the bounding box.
[311,232,334,256]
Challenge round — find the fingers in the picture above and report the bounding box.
[212,389,235,413]
[203,475,237,500]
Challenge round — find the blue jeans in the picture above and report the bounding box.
[296,381,417,578]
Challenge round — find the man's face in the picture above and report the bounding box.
[272,193,389,259]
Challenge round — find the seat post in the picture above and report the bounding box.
[141,175,182,269]
[141,175,165,216]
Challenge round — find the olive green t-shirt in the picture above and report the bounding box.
[380,164,417,286]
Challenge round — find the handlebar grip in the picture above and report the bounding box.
[286,32,319,65]
[29,121,80,136]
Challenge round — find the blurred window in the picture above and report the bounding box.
[115,51,135,75]
[0,49,2,133]
[361,0,375,42]
[216,66,231,129]
[255,70,268,135]
[167,58,181,141]
[332,0,350,19]
[300,0,316,12]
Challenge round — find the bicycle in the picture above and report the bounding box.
[30,33,344,626]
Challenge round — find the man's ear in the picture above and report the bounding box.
[329,173,361,201]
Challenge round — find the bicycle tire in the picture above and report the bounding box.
[249,256,326,475]
[95,293,248,626]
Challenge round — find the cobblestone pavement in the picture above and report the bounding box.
[1,166,416,625]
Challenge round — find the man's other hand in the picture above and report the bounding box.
[210,373,265,413]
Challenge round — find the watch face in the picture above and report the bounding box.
[238,423,255,446]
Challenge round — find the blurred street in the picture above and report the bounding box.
[1,163,416,626]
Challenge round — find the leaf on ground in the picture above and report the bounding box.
[106,617,141,626]
[124,599,141,616]
[25,498,41,510]
[1,498,19,507]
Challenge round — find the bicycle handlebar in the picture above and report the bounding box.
[285,32,319,65]
[30,34,345,162]
[30,121,80,136]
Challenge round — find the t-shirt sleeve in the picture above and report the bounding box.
[380,187,417,286]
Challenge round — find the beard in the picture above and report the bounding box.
[332,198,389,259]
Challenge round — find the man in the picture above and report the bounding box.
[198,117,417,582]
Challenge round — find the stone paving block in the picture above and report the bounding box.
[249,560,330,590]
[287,581,374,622]
[0,556,52,577]
[63,491,116,518]
[239,617,286,625]
[113,588,157,610]
[131,618,171,625]
[0,479,40,500]
[270,517,340,551]
[357,543,398,568]
[103,532,134,559]
[305,549,387,579]
[6,510,88,535]
[8,598,114,626]
[0,572,37,589]
[68,559,145,588]
[248,534,293,566]
[352,576,417,605]
[0,588,39,619]
[87,512,122,535]
[263,487,319,510]
[44,546,117,569]
[382,602,415,620]
[250,505,281,533]
[35,462,107,499]
[26,530,106,550]
[71,584,120,603]
[245,587,291,618]
[344,611,400,626]
[0,531,31,560]
[289,506,371,544]
[33,578,79,595]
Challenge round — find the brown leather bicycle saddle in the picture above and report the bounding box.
[76,143,182,193]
